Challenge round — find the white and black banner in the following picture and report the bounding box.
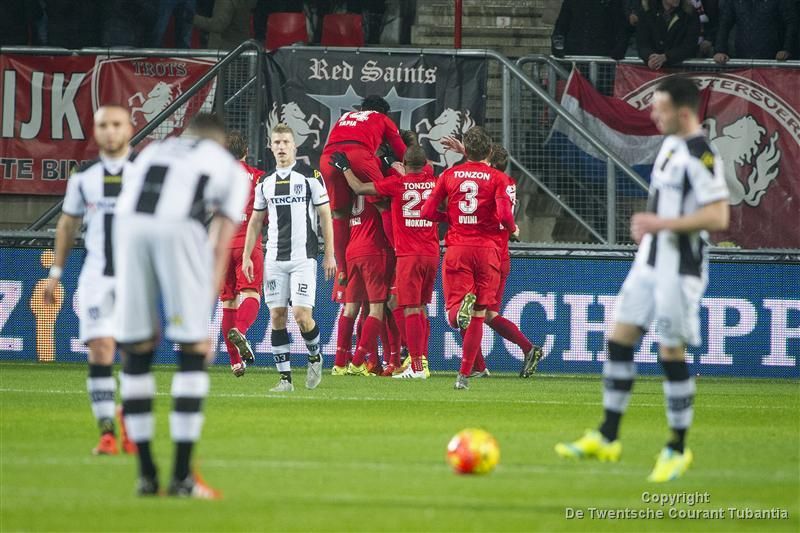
[264,49,488,172]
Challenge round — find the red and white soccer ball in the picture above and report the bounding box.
[446,428,500,475]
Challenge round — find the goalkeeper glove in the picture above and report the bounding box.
[329,151,351,172]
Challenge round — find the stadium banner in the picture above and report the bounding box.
[1,246,797,379]
[264,49,487,173]
[0,54,217,195]
[613,65,800,249]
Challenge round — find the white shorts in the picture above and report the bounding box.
[113,215,214,344]
[264,257,317,309]
[77,272,115,343]
[615,264,706,347]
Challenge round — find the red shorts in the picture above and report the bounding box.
[332,270,347,304]
[442,245,501,311]
[320,145,384,212]
[489,257,511,313]
[220,245,263,302]
[396,255,439,307]
[346,255,388,303]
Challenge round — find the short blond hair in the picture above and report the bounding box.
[271,123,294,137]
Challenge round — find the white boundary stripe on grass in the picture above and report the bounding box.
[0,387,796,410]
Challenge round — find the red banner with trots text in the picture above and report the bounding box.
[0,54,217,195]
[614,65,800,249]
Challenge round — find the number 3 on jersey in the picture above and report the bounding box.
[458,180,478,214]
[402,189,432,218]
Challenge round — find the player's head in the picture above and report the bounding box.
[359,95,391,115]
[270,123,297,168]
[403,144,427,173]
[93,104,133,157]
[488,143,508,171]
[400,129,418,147]
[226,130,248,161]
[652,76,701,136]
[462,126,492,162]
[185,113,227,145]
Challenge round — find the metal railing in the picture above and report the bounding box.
[3,40,266,230]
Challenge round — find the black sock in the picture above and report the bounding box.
[668,428,687,453]
[599,410,622,442]
[173,441,194,482]
[280,371,292,383]
[136,441,157,479]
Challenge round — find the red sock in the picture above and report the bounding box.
[335,312,356,367]
[221,308,241,365]
[235,297,259,333]
[423,315,430,355]
[489,315,533,353]
[391,307,406,348]
[353,316,382,367]
[355,302,367,343]
[380,320,391,365]
[447,306,459,329]
[460,316,485,376]
[459,328,486,372]
[405,312,424,360]
[332,217,350,273]
[380,209,394,248]
[385,312,401,365]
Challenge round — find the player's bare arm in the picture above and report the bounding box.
[43,213,81,305]
[242,208,267,282]
[209,214,239,294]
[317,203,337,280]
[631,199,729,244]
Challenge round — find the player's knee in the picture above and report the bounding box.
[120,339,156,355]
[270,308,288,329]
[179,340,210,355]
[473,304,487,317]
[87,337,115,364]
[659,344,685,362]
[293,307,314,331]
[221,299,236,308]
[369,303,384,319]
[485,310,498,322]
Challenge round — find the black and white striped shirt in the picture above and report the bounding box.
[253,161,329,262]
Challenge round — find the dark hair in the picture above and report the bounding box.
[226,130,248,160]
[656,76,700,113]
[187,113,226,135]
[488,143,508,171]
[359,95,390,114]
[403,144,427,170]
[462,126,492,161]
[400,129,418,147]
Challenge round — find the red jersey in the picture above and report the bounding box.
[325,110,406,160]
[491,173,517,260]
[374,170,439,257]
[346,196,389,261]
[422,161,516,248]
[230,162,265,248]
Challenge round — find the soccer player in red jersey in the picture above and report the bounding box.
[219,132,265,377]
[421,127,516,390]
[328,153,392,376]
[335,145,439,379]
[320,96,406,298]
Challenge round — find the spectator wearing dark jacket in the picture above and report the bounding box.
[637,0,701,69]
[45,0,100,48]
[552,0,629,59]
[689,0,719,57]
[714,0,798,62]
[0,0,44,45]
[193,0,255,50]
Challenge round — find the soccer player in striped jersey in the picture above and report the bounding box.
[242,124,336,392]
[43,104,137,456]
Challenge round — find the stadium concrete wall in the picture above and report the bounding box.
[0,246,797,379]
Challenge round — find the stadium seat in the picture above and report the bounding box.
[266,12,309,51]
[321,13,365,47]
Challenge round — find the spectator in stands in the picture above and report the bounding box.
[45,0,100,48]
[551,0,629,59]
[714,0,798,62]
[637,0,701,69]
[101,0,158,47]
[193,0,256,49]
[690,0,719,57]
[151,0,197,48]
[0,0,44,45]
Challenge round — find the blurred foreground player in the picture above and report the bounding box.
[114,114,249,498]
[220,131,265,377]
[242,124,336,392]
[421,127,516,390]
[43,105,137,456]
[333,145,439,379]
[556,77,729,482]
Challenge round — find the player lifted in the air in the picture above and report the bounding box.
[242,124,336,392]
[421,127,516,390]
[114,114,249,498]
[331,144,439,379]
[556,76,730,482]
[220,131,265,378]
[43,104,137,456]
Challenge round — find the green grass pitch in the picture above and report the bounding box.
[1,362,798,532]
